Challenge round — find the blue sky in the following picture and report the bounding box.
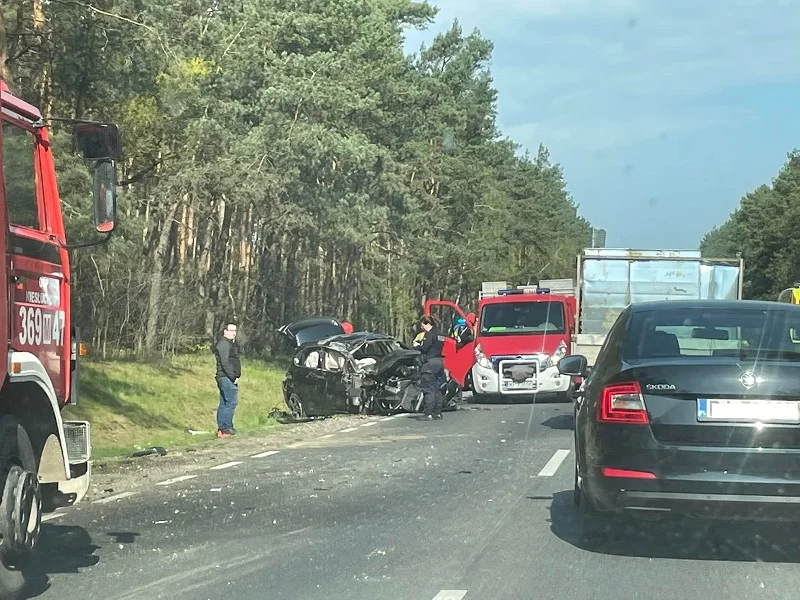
[403,0,800,249]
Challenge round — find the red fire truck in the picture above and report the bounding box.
[426,280,578,402]
[0,80,120,590]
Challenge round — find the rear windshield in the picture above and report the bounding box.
[292,323,344,345]
[479,301,565,336]
[623,305,800,361]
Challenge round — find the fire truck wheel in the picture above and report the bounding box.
[0,416,41,560]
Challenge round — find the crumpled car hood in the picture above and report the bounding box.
[362,349,421,378]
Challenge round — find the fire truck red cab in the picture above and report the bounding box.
[0,79,119,588]
[426,282,578,402]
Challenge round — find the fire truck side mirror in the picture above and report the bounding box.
[72,122,121,161]
[93,160,116,234]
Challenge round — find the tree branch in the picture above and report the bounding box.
[51,0,175,59]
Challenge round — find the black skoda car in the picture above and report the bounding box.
[558,300,800,536]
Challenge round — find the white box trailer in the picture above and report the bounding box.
[573,248,745,365]
[538,278,576,297]
[479,281,509,300]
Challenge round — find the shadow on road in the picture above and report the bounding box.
[9,523,102,598]
[541,414,574,430]
[548,490,800,563]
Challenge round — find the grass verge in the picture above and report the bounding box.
[62,354,289,458]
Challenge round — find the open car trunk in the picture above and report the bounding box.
[277,317,346,347]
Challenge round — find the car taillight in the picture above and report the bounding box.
[598,382,648,424]
[602,468,656,479]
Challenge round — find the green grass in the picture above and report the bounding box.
[62,355,290,458]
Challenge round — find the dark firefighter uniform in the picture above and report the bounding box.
[418,324,446,419]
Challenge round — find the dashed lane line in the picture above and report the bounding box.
[361,422,377,427]
[432,591,468,600]
[210,461,243,470]
[251,450,280,459]
[42,511,66,522]
[537,449,570,477]
[340,427,359,433]
[156,475,197,486]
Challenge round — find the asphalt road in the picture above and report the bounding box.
[17,400,800,600]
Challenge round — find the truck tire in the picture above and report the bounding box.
[0,416,40,598]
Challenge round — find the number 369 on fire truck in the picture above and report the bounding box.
[0,80,121,593]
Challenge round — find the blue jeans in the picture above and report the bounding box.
[216,377,238,431]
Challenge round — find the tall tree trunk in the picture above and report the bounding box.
[32,0,52,115]
[177,199,189,284]
[144,201,180,354]
[206,197,233,331]
[0,4,13,87]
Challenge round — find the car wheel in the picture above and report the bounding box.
[287,393,306,419]
[0,417,39,599]
[472,391,491,403]
[559,380,575,403]
[464,372,474,392]
[576,492,602,543]
[574,462,604,542]
[573,428,603,542]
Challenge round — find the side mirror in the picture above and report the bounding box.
[466,312,476,326]
[93,160,116,234]
[557,354,589,377]
[73,122,121,161]
[293,356,300,366]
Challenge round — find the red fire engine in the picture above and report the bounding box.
[0,80,120,591]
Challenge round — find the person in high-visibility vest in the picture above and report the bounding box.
[777,283,800,304]
[776,284,800,343]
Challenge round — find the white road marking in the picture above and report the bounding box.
[251,450,280,458]
[156,475,197,486]
[42,512,65,522]
[380,415,401,421]
[361,422,377,427]
[210,461,243,470]
[537,449,571,477]
[341,427,359,433]
[432,591,468,600]
[94,491,138,504]
[319,434,335,439]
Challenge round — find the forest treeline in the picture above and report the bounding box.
[1,0,591,357]
[701,150,800,301]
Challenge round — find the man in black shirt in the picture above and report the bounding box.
[213,322,241,437]
[417,315,446,420]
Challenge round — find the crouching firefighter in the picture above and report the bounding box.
[418,315,446,420]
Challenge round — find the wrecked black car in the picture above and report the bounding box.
[278,318,462,418]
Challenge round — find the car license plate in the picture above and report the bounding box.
[503,380,536,390]
[697,398,800,423]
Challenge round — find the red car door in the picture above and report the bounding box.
[424,300,476,388]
